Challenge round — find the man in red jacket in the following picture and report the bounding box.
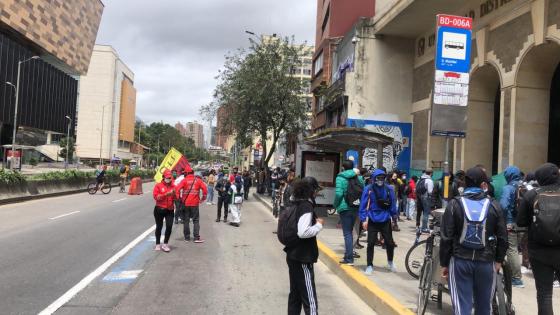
[152,170,176,252]
[177,170,208,243]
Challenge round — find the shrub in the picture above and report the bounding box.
[0,169,26,184]
[30,170,96,181]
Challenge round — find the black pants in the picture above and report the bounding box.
[530,257,560,315]
[217,197,227,220]
[174,200,184,223]
[287,258,318,315]
[244,187,250,200]
[416,196,424,227]
[184,206,200,240]
[366,220,395,266]
[154,207,174,245]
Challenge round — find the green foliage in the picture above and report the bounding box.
[0,169,26,184]
[29,157,38,167]
[31,169,96,181]
[58,137,76,160]
[202,35,309,165]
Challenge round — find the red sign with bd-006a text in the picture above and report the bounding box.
[437,14,473,30]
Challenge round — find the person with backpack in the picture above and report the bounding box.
[440,166,508,315]
[228,175,244,227]
[214,173,231,222]
[359,169,398,275]
[334,160,365,265]
[417,169,434,234]
[277,177,324,315]
[517,163,560,315]
[176,169,208,243]
[499,165,525,288]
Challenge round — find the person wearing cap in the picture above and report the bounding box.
[152,170,176,252]
[440,166,507,315]
[177,169,208,243]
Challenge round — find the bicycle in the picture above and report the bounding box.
[88,180,112,195]
[493,256,515,315]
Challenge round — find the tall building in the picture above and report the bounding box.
[215,105,230,150]
[76,45,141,164]
[0,0,104,163]
[175,122,187,137]
[185,121,204,148]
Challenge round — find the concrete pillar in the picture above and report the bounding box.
[46,132,52,145]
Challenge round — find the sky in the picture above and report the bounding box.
[96,1,316,126]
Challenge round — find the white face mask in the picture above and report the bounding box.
[164,178,172,184]
[376,180,384,187]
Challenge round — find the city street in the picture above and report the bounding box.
[0,186,374,315]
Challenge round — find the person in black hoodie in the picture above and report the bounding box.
[440,166,508,315]
[214,174,231,222]
[284,177,324,315]
[517,163,560,315]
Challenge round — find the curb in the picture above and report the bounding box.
[252,192,414,315]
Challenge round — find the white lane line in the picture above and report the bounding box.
[49,211,80,220]
[38,224,156,315]
[112,198,128,203]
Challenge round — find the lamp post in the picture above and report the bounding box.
[6,56,39,170]
[99,105,107,166]
[65,115,72,169]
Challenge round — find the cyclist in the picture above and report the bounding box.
[440,166,508,315]
[95,165,107,190]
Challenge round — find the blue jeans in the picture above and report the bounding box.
[340,210,357,263]
[420,195,432,230]
[207,185,214,203]
[449,257,495,315]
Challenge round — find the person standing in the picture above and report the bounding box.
[206,169,216,205]
[215,173,230,222]
[284,177,324,315]
[360,169,398,274]
[418,169,434,233]
[177,169,208,243]
[388,172,402,231]
[517,163,560,315]
[440,167,508,315]
[228,175,244,227]
[334,160,364,266]
[152,170,176,252]
[499,165,525,288]
[405,176,417,220]
[174,170,186,224]
[243,171,252,200]
[271,167,280,199]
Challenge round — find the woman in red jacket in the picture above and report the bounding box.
[153,170,176,252]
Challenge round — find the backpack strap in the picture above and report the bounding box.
[460,197,490,221]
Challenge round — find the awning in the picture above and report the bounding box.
[304,127,393,152]
[2,145,36,150]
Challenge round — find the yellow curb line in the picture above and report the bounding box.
[317,241,415,315]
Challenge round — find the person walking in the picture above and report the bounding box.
[206,169,216,205]
[517,163,560,315]
[215,173,231,222]
[152,170,176,252]
[334,160,364,266]
[440,166,508,315]
[418,169,434,233]
[228,175,244,227]
[283,177,324,315]
[405,176,417,220]
[360,169,398,274]
[499,165,525,288]
[177,169,208,243]
[243,171,252,200]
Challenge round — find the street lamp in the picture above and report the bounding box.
[99,105,107,166]
[65,115,72,169]
[6,55,39,170]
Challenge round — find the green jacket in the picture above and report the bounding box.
[334,170,365,213]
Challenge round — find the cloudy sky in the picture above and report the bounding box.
[96,1,316,126]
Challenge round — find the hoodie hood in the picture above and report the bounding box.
[535,163,560,186]
[504,166,522,183]
[371,169,386,179]
[338,169,357,179]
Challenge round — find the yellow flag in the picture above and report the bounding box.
[154,147,184,182]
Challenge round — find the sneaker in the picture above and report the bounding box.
[223,218,228,223]
[194,238,205,243]
[154,244,161,251]
[339,260,354,266]
[512,279,525,288]
[161,244,171,252]
[421,229,431,234]
[387,262,397,273]
[554,280,560,288]
[206,202,212,205]
[520,266,531,274]
[354,243,364,249]
[364,266,374,275]
[184,238,191,242]
[353,251,361,259]
[215,219,220,222]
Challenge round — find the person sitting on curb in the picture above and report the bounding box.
[359,169,398,275]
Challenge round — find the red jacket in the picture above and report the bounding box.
[407,180,416,200]
[153,181,176,210]
[177,175,207,206]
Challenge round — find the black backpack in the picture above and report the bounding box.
[119,165,126,174]
[416,178,427,196]
[277,203,302,247]
[532,188,560,246]
[345,176,364,208]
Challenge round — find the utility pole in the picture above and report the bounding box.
[99,105,106,166]
[65,116,72,169]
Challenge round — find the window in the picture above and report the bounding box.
[313,52,324,76]
[321,5,330,34]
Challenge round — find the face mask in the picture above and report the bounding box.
[164,178,172,184]
[376,180,384,186]
[402,176,407,180]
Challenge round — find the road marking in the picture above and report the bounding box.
[38,224,156,315]
[49,211,80,220]
[112,198,128,203]
[102,270,143,282]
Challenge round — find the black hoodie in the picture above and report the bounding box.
[517,163,560,262]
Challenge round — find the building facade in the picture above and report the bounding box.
[75,45,140,164]
[185,121,204,148]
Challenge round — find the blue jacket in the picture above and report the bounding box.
[359,169,397,223]
[499,166,522,225]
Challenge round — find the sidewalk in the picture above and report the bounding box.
[253,192,560,314]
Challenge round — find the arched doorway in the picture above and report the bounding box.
[463,65,501,173]
[548,63,560,165]
[514,42,560,172]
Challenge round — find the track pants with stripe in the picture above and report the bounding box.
[448,257,495,315]
[287,258,318,315]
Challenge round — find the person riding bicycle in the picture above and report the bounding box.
[440,166,508,315]
[96,165,107,189]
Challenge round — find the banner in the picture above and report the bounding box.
[154,147,192,182]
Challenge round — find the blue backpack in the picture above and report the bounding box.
[459,197,491,250]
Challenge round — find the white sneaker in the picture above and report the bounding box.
[364,266,374,275]
[554,280,560,288]
[521,266,531,274]
[387,262,397,273]
[206,202,212,205]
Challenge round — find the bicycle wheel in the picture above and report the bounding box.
[417,257,433,315]
[502,263,515,315]
[101,183,112,194]
[493,273,508,315]
[87,183,97,195]
[406,239,428,279]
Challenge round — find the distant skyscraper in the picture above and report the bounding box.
[185,121,204,148]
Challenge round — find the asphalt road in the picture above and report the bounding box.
[0,183,157,315]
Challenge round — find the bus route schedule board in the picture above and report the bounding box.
[430,14,473,138]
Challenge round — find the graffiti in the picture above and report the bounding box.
[362,125,405,172]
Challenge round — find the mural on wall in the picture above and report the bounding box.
[347,118,412,173]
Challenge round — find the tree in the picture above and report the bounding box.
[59,137,75,160]
[202,35,309,168]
